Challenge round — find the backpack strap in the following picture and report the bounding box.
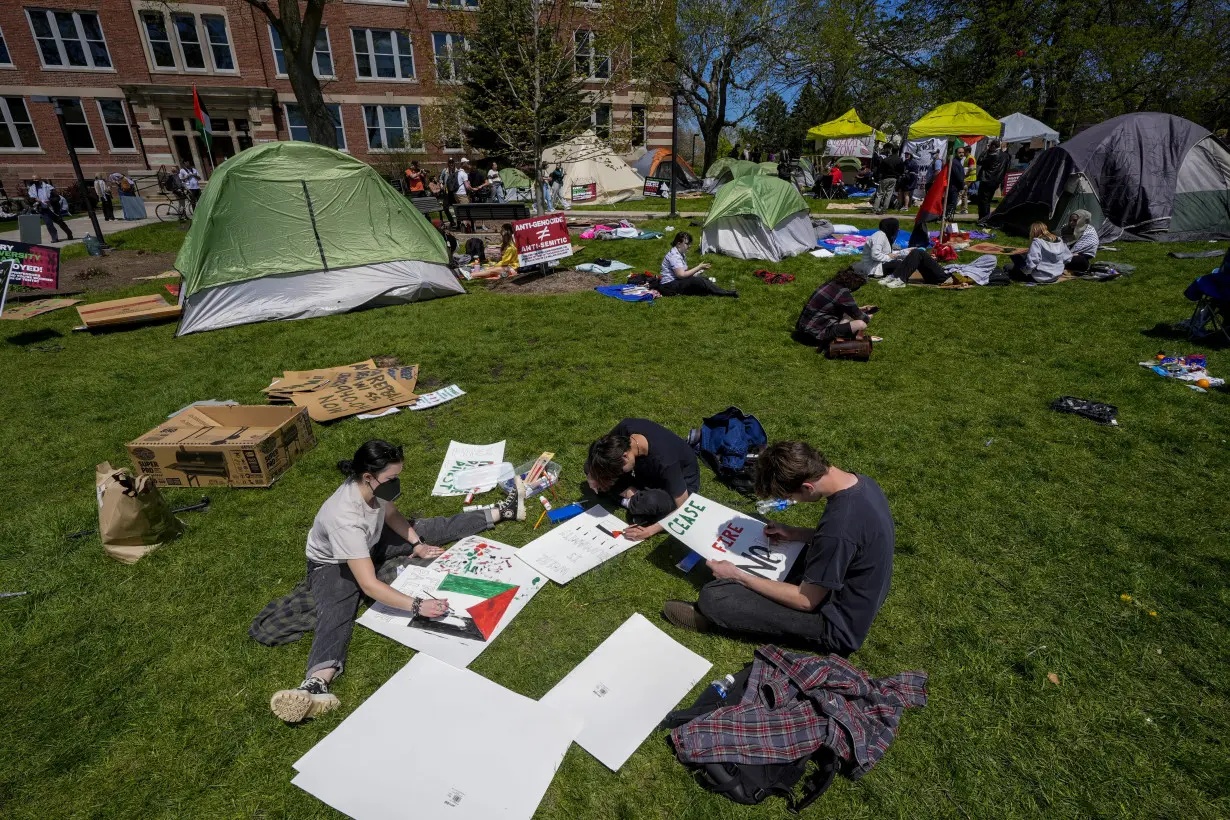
[788,748,839,815]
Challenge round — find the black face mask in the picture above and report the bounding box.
[369,476,401,503]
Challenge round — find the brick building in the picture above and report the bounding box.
[0,0,672,197]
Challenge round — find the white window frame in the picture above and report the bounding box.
[95,98,137,153]
[136,7,238,75]
[56,97,96,153]
[573,30,609,79]
[284,102,347,151]
[432,32,467,84]
[269,26,335,79]
[25,9,114,72]
[427,0,479,9]
[342,0,407,8]
[0,96,41,153]
[351,28,416,82]
[592,104,611,139]
[0,25,15,68]
[362,104,424,153]
[630,104,647,146]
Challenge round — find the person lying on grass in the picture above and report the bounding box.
[794,266,878,348]
[663,441,894,657]
[585,418,701,541]
[266,440,526,723]
[659,231,738,297]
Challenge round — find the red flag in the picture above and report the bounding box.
[916,161,950,225]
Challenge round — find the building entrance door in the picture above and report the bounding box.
[164,114,253,176]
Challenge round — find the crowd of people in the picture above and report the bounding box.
[20,165,190,242]
[398,157,571,231]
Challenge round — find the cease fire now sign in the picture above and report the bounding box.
[657,493,805,581]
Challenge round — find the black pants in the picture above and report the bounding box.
[1068,254,1093,272]
[885,248,948,284]
[661,276,736,297]
[975,182,997,220]
[303,511,494,678]
[39,207,72,240]
[99,196,114,221]
[606,475,681,525]
[441,192,458,227]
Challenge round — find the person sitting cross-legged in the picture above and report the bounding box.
[793,266,878,349]
[663,441,894,656]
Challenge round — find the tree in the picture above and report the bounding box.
[751,92,791,155]
[786,82,827,153]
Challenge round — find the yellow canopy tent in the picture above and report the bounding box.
[807,109,888,141]
[908,102,1002,139]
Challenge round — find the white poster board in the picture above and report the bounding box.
[824,135,874,158]
[432,440,506,496]
[657,493,805,581]
[514,506,640,584]
[540,613,711,770]
[292,653,581,820]
[357,537,545,668]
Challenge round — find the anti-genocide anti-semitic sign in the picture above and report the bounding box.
[0,240,59,290]
[512,213,572,267]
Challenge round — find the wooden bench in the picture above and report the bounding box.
[454,202,530,230]
[409,195,444,221]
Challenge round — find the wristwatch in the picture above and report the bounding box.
[408,538,422,549]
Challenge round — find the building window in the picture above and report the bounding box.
[573,30,609,79]
[428,0,479,7]
[138,10,236,73]
[0,26,14,67]
[592,104,611,139]
[96,99,135,150]
[56,98,94,150]
[432,33,467,83]
[270,27,334,78]
[286,103,346,150]
[352,28,415,80]
[26,9,112,70]
[363,104,423,151]
[0,97,39,150]
[630,104,646,146]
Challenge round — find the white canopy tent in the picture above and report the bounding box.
[999,113,1061,145]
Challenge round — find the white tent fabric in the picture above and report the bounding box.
[999,113,1060,144]
[178,260,464,335]
[541,131,645,205]
[700,211,815,262]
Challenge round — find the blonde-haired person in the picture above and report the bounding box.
[1007,222,1073,284]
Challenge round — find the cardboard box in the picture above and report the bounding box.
[127,405,317,488]
[77,295,181,329]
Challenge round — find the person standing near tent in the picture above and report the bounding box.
[179,162,202,206]
[897,152,920,211]
[975,140,1009,225]
[946,146,969,217]
[487,161,506,203]
[959,148,977,214]
[1007,222,1072,283]
[793,267,878,348]
[438,158,462,228]
[659,231,737,297]
[92,173,114,222]
[538,162,554,214]
[27,176,73,242]
[549,164,571,211]
[873,146,904,214]
[404,161,428,196]
[263,440,527,723]
[1063,209,1100,271]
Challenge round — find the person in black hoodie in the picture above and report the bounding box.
[975,140,1009,224]
[872,146,905,214]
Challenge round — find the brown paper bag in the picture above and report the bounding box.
[95,462,185,564]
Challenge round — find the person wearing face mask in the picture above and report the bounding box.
[266,440,526,723]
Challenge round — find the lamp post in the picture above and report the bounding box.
[668,89,679,219]
[33,96,105,247]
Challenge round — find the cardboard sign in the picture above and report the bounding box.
[290,366,419,422]
[513,213,572,267]
[0,240,59,290]
[76,295,181,328]
[570,182,598,203]
[0,298,81,320]
[1002,171,1023,195]
[658,493,806,581]
[825,136,874,158]
[643,177,669,198]
[263,360,377,401]
[127,405,316,488]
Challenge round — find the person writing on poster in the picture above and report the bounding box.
[263,440,527,723]
[663,441,894,656]
[793,266,877,348]
[584,419,702,541]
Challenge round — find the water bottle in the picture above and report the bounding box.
[755,498,796,515]
[708,674,736,699]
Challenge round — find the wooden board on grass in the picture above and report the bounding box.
[76,295,181,328]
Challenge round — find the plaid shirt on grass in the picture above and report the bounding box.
[670,646,927,779]
[796,281,869,343]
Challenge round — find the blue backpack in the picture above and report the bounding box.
[689,407,767,496]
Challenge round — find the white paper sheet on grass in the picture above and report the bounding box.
[658,493,806,581]
[292,653,581,820]
[515,506,639,584]
[540,613,711,770]
[432,440,506,496]
[356,536,545,667]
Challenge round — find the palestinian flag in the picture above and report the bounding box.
[192,86,212,156]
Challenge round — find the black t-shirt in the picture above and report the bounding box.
[801,475,894,653]
[877,154,904,180]
[611,418,700,500]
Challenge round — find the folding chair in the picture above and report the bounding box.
[1181,248,1230,343]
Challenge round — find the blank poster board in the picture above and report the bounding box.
[514,506,640,584]
[292,653,581,820]
[657,493,805,581]
[540,613,712,770]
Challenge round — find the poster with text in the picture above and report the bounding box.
[1002,171,1023,195]
[657,493,805,581]
[643,178,669,198]
[824,136,874,158]
[515,506,640,584]
[431,440,506,496]
[513,213,572,267]
[0,240,59,290]
[570,182,597,203]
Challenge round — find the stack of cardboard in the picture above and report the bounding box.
[264,360,420,422]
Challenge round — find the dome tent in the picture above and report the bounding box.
[999,112,1060,145]
[988,113,1230,242]
[701,175,814,262]
[634,148,700,188]
[541,131,645,205]
[700,158,772,193]
[498,166,533,200]
[175,142,463,336]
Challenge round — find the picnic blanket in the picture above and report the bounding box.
[753,269,795,284]
[576,260,633,274]
[595,284,656,302]
[968,242,1026,255]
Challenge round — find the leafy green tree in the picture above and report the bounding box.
[751,92,791,154]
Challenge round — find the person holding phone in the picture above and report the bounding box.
[265,440,526,723]
[659,231,737,297]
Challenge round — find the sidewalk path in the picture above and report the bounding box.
[0,214,162,248]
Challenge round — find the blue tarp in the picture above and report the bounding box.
[595,285,655,302]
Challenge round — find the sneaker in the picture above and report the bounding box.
[497,476,526,522]
[663,600,712,633]
[270,676,339,723]
[881,277,907,289]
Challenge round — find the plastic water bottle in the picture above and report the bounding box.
[755,498,796,515]
[708,674,736,699]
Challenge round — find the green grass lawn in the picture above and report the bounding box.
[1,220,1227,819]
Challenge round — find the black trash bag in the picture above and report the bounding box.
[1050,396,1118,425]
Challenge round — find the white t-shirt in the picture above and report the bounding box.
[179,168,201,190]
[488,168,500,186]
[305,480,389,564]
[457,169,470,193]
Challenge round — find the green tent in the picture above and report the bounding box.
[701,158,775,193]
[701,176,814,262]
[499,166,532,191]
[176,142,463,335]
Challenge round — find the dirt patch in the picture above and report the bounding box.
[486,269,610,295]
[58,250,180,294]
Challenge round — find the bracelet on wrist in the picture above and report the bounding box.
[409,598,422,619]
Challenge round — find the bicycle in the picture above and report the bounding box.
[155,194,193,222]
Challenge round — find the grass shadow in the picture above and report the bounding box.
[5,328,63,347]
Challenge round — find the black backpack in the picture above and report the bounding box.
[662,665,839,812]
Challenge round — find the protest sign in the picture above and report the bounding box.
[290,366,418,422]
[516,506,639,584]
[643,178,669,198]
[432,440,506,496]
[570,182,598,203]
[0,240,59,290]
[1002,171,1023,195]
[824,136,874,158]
[0,298,81,320]
[513,213,572,267]
[408,384,465,410]
[658,493,805,581]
